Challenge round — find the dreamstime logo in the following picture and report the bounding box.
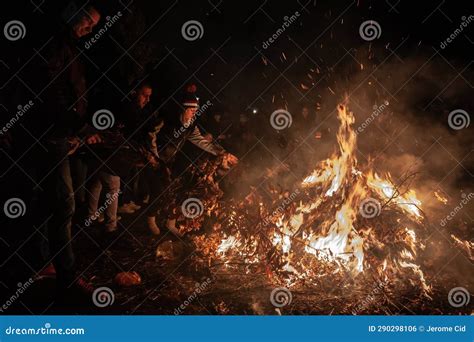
[174,277,213,315]
[173,100,212,139]
[262,11,301,49]
[0,278,34,313]
[3,20,26,41]
[356,101,389,134]
[92,287,115,307]
[84,191,122,227]
[448,109,470,130]
[3,198,26,219]
[181,20,204,41]
[262,189,300,226]
[359,20,381,41]
[359,198,381,218]
[181,197,204,219]
[440,15,474,49]
[440,192,473,227]
[270,287,292,308]
[352,279,389,314]
[84,11,123,49]
[447,287,470,308]
[0,100,35,136]
[4,322,85,335]
[270,109,292,130]
[92,109,115,130]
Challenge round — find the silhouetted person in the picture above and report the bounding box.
[32,4,101,301]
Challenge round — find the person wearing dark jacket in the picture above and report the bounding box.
[120,84,163,168]
[157,85,238,166]
[153,85,238,233]
[30,5,101,298]
[86,82,161,234]
[116,82,165,234]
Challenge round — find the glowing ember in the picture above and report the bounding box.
[218,235,241,255]
[434,191,448,204]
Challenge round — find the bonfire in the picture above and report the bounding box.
[171,102,446,313]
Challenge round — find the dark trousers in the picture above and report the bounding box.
[142,165,169,217]
[70,154,88,205]
[121,165,142,205]
[38,142,76,287]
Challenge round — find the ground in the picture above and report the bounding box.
[7,207,473,315]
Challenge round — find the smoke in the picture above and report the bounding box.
[293,53,469,186]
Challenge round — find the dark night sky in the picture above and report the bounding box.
[1,0,472,181]
[2,0,471,109]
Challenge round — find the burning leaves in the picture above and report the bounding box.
[188,103,432,301]
[451,235,474,262]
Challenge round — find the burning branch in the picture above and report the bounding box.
[188,103,432,301]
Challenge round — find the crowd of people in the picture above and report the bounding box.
[0,5,240,304]
[0,4,323,307]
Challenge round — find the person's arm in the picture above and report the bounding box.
[134,112,164,169]
[145,112,164,159]
[188,126,225,156]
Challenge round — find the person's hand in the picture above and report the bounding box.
[203,133,213,142]
[218,151,238,169]
[67,136,82,156]
[85,134,102,145]
[164,166,172,181]
[146,154,160,169]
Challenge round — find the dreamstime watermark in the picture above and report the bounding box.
[440,15,474,49]
[3,20,26,41]
[181,197,204,219]
[447,109,470,130]
[5,323,85,336]
[181,20,204,41]
[0,100,35,136]
[270,109,292,130]
[262,189,300,226]
[173,100,213,139]
[0,278,34,313]
[359,197,381,219]
[270,287,292,308]
[440,192,473,227]
[84,11,123,49]
[3,198,26,219]
[262,11,301,49]
[359,20,381,41]
[174,277,213,315]
[92,287,115,307]
[92,109,115,130]
[447,286,470,308]
[352,279,389,314]
[84,191,121,227]
[356,101,389,134]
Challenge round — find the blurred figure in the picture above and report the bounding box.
[294,105,322,140]
[29,5,101,300]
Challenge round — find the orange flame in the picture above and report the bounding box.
[206,102,430,295]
